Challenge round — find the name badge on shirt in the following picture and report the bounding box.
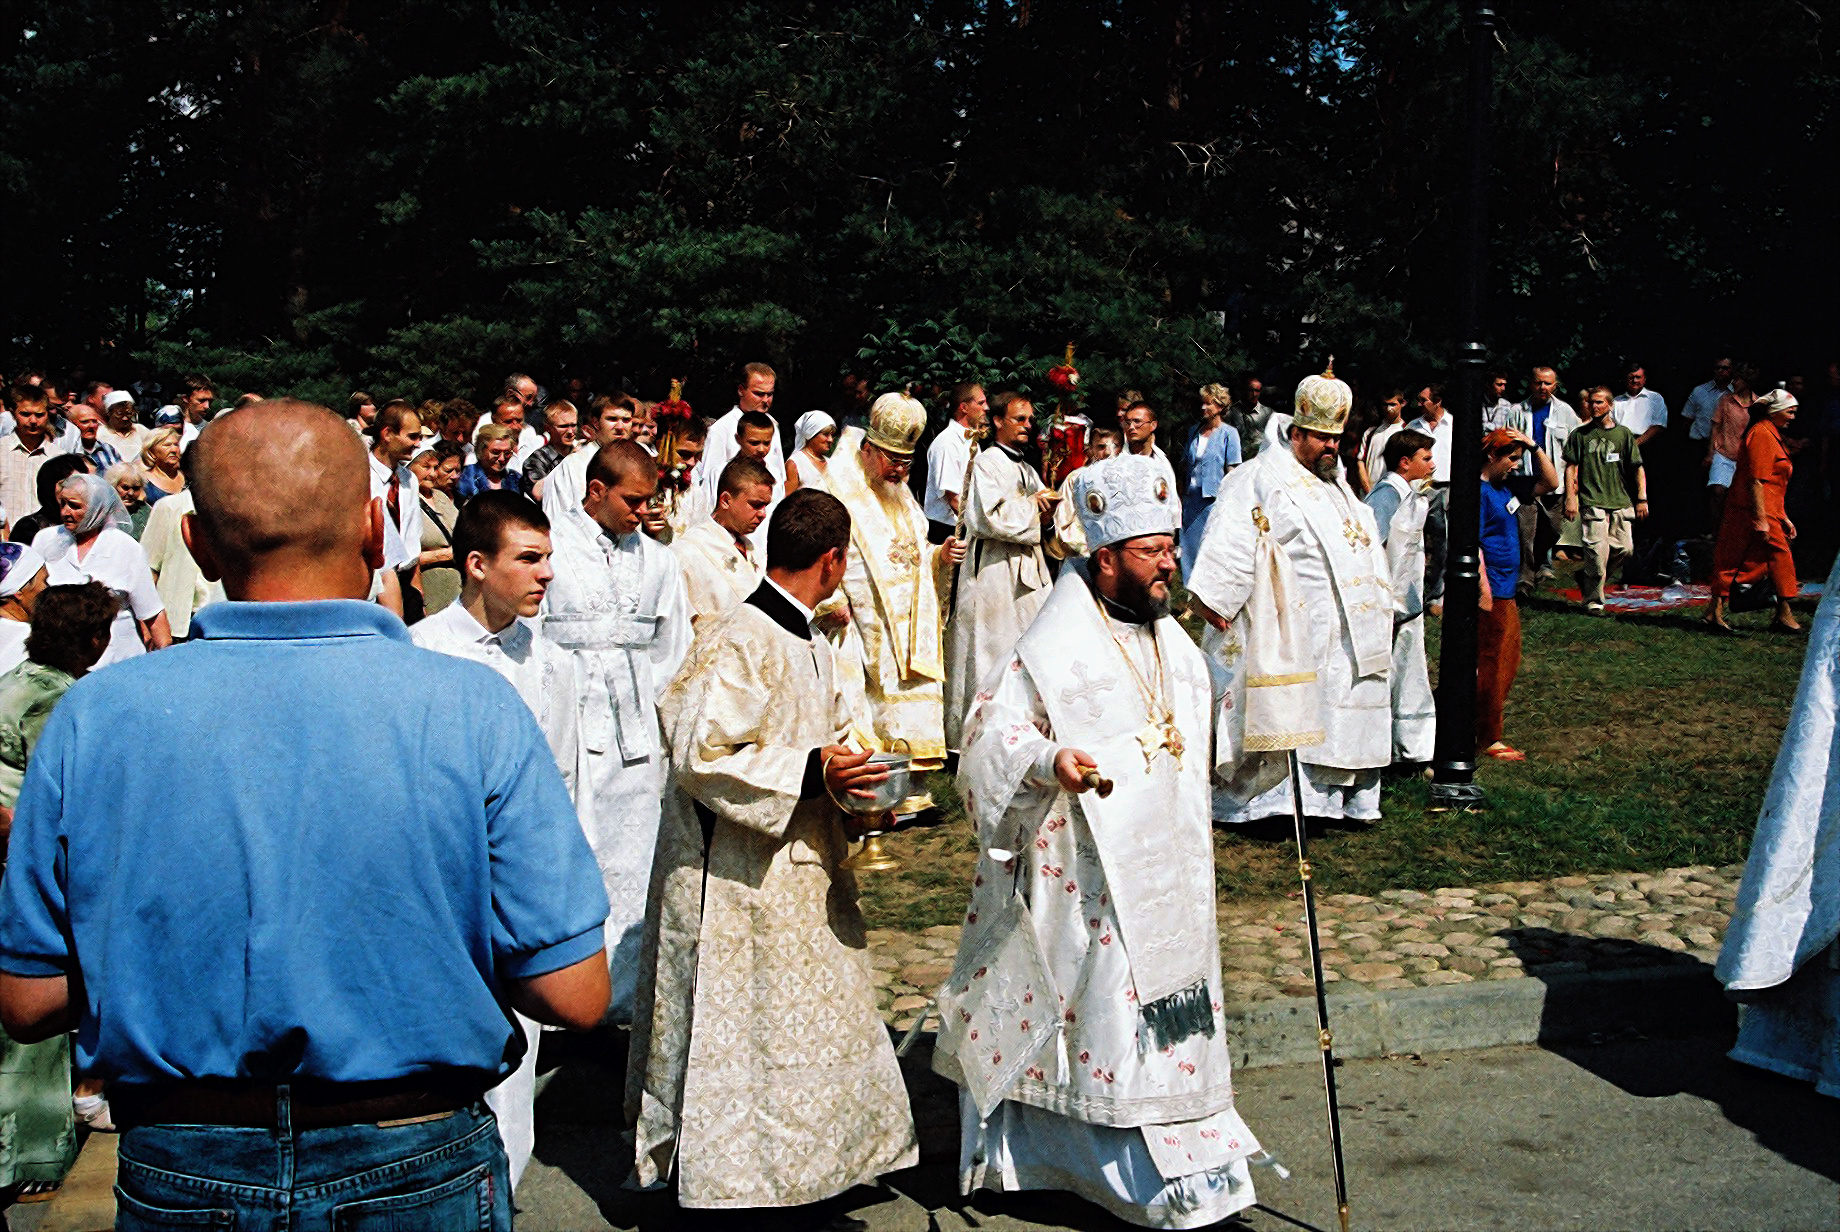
[1606,451,1620,463]
[1506,497,1521,514]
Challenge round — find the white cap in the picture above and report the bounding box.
[1068,454,1178,553]
[0,543,47,598]
[102,390,136,410]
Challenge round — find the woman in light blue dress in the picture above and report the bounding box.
[1180,383,1240,579]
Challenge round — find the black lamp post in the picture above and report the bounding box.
[1430,0,1496,811]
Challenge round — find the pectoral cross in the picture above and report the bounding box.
[1061,661,1115,719]
[1135,715,1185,770]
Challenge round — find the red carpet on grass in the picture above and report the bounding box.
[1551,581,1825,614]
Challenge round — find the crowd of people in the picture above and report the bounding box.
[0,351,1830,1226]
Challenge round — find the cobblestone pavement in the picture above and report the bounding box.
[869,864,1743,1028]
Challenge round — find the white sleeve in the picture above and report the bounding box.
[118,537,166,620]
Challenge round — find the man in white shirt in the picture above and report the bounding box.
[366,403,424,616]
[166,375,216,449]
[1681,357,1731,444]
[411,488,576,1194]
[1119,399,1181,498]
[695,362,784,503]
[922,382,987,542]
[1405,382,1454,613]
[471,390,545,469]
[672,457,771,628]
[1613,364,1668,450]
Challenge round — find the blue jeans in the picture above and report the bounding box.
[114,1093,511,1230]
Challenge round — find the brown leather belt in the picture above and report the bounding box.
[111,1074,487,1131]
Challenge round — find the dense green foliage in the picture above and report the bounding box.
[4,1,1835,419]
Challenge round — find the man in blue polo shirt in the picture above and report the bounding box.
[0,401,610,1230]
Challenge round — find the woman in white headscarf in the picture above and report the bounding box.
[30,473,170,666]
[789,410,837,492]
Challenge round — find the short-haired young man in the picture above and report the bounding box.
[672,456,772,626]
[628,488,918,1212]
[412,489,574,1191]
[365,401,424,617]
[1,385,71,538]
[166,374,215,449]
[1364,428,1437,761]
[695,361,785,506]
[1563,385,1647,614]
[729,410,786,551]
[522,399,579,499]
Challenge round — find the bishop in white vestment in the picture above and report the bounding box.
[1364,433,1437,763]
[945,395,1061,748]
[540,443,692,1020]
[626,489,918,1208]
[1189,368,1394,823]
[1717,551,1840,1097]
[936,455,1262,1229]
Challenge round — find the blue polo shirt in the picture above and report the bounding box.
[1479,479,1521,600]
[0,600,608,1087]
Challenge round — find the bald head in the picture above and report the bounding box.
[189,400,380,595]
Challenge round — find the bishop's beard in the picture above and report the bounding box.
[1105,571,1173,624]
[1311,451,1341,482]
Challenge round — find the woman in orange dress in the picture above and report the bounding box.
[1705,387,1800,633]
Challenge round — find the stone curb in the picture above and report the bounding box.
[1227,961,1734,1070]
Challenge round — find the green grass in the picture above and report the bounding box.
[857,583,1814,933]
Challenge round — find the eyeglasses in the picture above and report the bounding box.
[1119,543,1177,563]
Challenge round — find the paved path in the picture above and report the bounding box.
[512,1031,1837,1231]
[870,865,1744,1031]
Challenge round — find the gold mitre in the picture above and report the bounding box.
[1293,359,1353,434]
[866,390,927,456]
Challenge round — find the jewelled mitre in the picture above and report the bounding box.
[865,391,926,457]
[1069,453,1178,552]
[1293,359,1353,434]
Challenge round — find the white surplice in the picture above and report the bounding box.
[1187,444,1393,822]
[695,407,787,504]
[935,563,1259,1229]
[540,505,692,1020]
[1717,553,1840,1096]
[411,603,578,1189]
[671,518,761,630]
[625,589,918,1207]
[945,444,1058,748]
[1367,471,1436,762]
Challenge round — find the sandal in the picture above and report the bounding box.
[16,1179,62,1202]
[1481,743,1527,762]
[1769,619,1805,635]
[1701,617,1738,636]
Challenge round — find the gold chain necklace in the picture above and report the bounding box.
[1095,593,1185,771]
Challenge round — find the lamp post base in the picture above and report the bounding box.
[1427,779,1490,813]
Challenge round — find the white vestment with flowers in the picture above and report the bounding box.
[1188,444,1394,822]
[672,518,761,629]
[935,563,1260,1228]
[540,505,693,1019]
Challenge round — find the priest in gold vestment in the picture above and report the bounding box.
[625,488,918,1210]
[819,392,964,775]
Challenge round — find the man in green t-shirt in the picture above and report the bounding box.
[1562,385,1648,613]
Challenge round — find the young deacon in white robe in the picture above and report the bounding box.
[817,393,964,773]
[540,395,640,526]
[670,456,770,629]
[693,362,786,512]
[1717,550,1840,1098]
[1362,428,1438,763]
[626,488,918,1209]
[936,454,1262,1229]
[411,490,577,1191]
[1188,366,1394,823]
[540,441,692,1021]
[945,392,1063,748]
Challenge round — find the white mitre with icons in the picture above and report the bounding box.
[1069,453,1180,553]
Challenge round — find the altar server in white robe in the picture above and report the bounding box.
[541,393,645,526]
[1363,427,1438,763]
[412,490,576,1190]
[1188,365,1394,823]
[936,453,1262,1229]
[626,488,918,1209]
[541,441,692,1020]
[1717,550,1840,1097]
[671,456,770,629]
[819,393,964,778]
[694,361,786,510]
[944,391,1062,747]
